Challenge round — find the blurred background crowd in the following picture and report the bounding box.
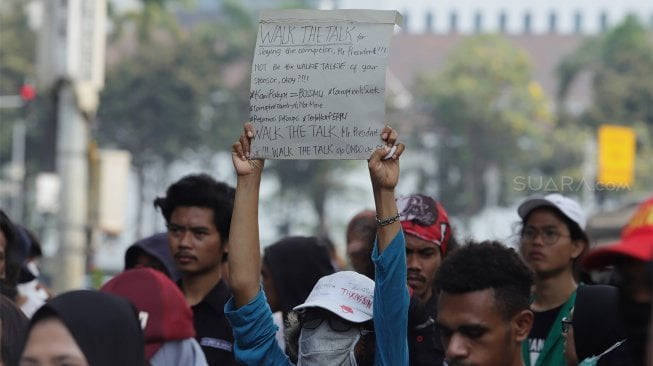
[0,0,651,292]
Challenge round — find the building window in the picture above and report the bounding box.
[574,11,583,34]
[524,12,532,33]
[499,11,507,33]
[600,11,608,32]
[450,11,458,33]
[549,11,557,33]
[474,11,483,33]
[425,12,433,33]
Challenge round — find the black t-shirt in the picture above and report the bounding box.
[182,278,238,366]
[528,304,563,366]
[408,293,445,366]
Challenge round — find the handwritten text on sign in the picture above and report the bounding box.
[249,9,402,160]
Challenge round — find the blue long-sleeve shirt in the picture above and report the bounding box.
[224,229,409,365]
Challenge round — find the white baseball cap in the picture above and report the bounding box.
[293,271,374,323]
[517,193,587,230]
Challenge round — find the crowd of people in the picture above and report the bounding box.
[0,122,651,366]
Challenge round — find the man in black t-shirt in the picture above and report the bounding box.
[154,174,238,366]
[527,305,563,363]
[397,194,457,366]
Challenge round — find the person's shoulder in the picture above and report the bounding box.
[203,278,232,312]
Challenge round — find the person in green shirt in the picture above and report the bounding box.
[517,193,589,366]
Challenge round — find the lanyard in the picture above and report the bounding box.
[523,289,577,366]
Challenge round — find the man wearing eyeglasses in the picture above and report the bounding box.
[516,193,589,366]
[154,174,238,366]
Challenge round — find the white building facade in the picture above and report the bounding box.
[323,0,653,34]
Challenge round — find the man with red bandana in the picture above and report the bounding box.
[397,194,457,366]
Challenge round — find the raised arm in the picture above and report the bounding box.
[229,122,265,308]
[369,126,405,253]
[369,126,409,366]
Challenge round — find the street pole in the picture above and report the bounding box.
[9,118,26,221]
[53,82,89,292]
[38,0,106,292]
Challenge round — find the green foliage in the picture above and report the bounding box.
[90,267,105,289]
[277,0,318,9]
[558,16,653,128]
[97,0,255,167]
[109,0,183,43]
[265,158,357,236]
[0,1,35,94]
[591,18,653,128]
[97,41,204,167]
[556,15,653,197]
[413,35,554,215]
[96,0,256,235]
[0,0,37,165]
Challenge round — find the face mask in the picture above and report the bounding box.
[577,339,626,366]
[578,356,599,366]
[298,321,360,366]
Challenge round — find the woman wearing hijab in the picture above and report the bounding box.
[101,268,208,366]
[0,210,20,302]
[1,294,28,366]
[19,290,144,366]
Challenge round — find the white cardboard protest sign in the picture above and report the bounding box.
[249,9,402,159]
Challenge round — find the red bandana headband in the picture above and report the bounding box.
[397,194,451,254]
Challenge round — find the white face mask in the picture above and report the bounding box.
[297,322,360,366]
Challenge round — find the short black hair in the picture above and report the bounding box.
[435,241,533,320]
[153,174,235,243]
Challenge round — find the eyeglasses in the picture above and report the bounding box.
[300,309,355,332]
[561,317,573,334]
[520,227,569,245]
[299,309,373,334]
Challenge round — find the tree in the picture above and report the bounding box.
[97,0,255,235]
[109,0,182,44]
[558,15,653,129]
[264,159,358,238]
[0,0,36,168]
[413,34,554,216]
[0,0,59,223]
[557,15,653,196]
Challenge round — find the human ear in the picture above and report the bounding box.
[513,309,534,342]
[570,239,586,260]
